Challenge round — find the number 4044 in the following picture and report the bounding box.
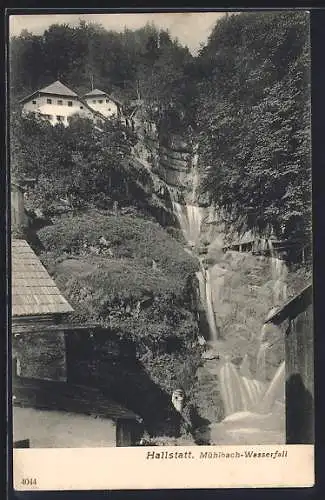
[21,478,37,486]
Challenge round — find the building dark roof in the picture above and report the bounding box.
[13,376,142,422]
[20,81,78,103]
[265,284,312,326]
[12,239,74,317]
[83,89,123,108]
[39,80,78,97]
[83,89,107,97]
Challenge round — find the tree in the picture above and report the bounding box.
[197,11,311,243]
[11,112,144,214]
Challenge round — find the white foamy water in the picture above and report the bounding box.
[268,240,288,305]
[205,268,219,341]
[256,341,270,382]
[215,358,285,444]
[239,354,252,378]
[172,201,203,247]
[219,361,267,416]
[190,150,199,204]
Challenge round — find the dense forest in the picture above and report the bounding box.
[10,11,311,246]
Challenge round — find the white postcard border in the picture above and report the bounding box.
[13,444,314,491]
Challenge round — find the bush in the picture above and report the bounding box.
[38,210,199,280]
[38,210,200,351]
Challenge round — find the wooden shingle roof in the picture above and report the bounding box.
[265,284,312,326]
[12,239,73,317]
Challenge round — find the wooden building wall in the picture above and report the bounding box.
[12,330,67,382]
[11,185,28,229]
[286,304,314,444]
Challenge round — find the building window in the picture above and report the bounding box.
[68,101,73,107]
[32,100,37,104]
[57,100,63,105]
[47,98,52,104]
[80,106,84,109]
[98,100,103,104]
[48,115,53,120]
[56,115,63,121]
[106,99,109,103]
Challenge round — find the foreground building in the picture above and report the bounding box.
[13,375,142,447]
[12,238,74,381]
[20,80,120,127]
[11,184,143,447]
[11,239,143,447]
[264,284,314,444]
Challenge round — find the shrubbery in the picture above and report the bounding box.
[38,210,199,280]
[38,211,200,357]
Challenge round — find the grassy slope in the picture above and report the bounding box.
[37,210,202,400]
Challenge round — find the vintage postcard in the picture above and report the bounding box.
[8,9,314,490]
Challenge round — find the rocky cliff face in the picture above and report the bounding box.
[138,127,195,202]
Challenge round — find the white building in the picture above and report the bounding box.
[13,376,142,448]
[20,80,109,127]
[82,88,121,118]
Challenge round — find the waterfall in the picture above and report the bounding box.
[191,151,199,204]
[268,240,288,305]
[219,358,284,418]
[256,337,270,382]
[219,360,267,416]
[170,184,222,341]
[166,144,288,442]
[172,201,203,247]
[239,354,252,378]
[257,361,285,414]
[204,268,219,341]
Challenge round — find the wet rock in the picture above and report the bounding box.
[202,350,220,361]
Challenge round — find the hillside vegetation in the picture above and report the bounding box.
[37,210,201,397]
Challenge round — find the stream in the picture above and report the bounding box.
[133,139,287,444]
[169,168,287,444]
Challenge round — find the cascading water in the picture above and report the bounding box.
[254,239,288,386]
[190,149,199,204]
[269,239,288,304]
[256,324,270,382]
[166,142,287,443]
[219,359,267,416]
[258,361,285,414]
[172,201,203,248]
[203,267,220,341]
[214,356,285,444]
[239,354,252,378]
[169,152,223,341]
[177,209,221,341]
[214,237,288,443]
